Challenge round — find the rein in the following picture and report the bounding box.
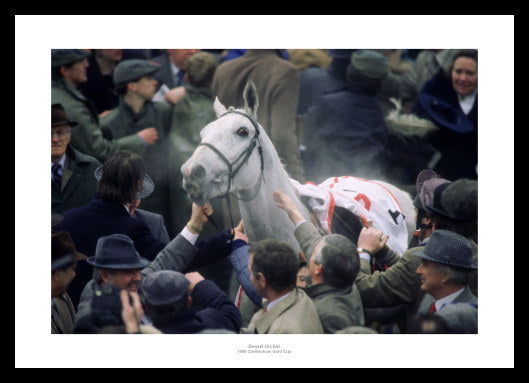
[196,110,265,232]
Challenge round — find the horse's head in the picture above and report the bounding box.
[181,81,265,205]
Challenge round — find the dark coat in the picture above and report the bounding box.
[78,55,119,114]
[151,280,241,334]
[297,58,350,115]
[133,208,170,242]
[302,88,390,183]
[51,144,101,214]
[412,69,478,180]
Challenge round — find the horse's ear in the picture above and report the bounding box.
[243,81,259,119]
[213,97,227,118]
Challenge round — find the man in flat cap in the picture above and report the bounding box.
[100,58,173,236]
[51,49,158,162]
[52,230,87,334]
[140,270,241,334]
[414,230,477,315]
[51,103,101,214]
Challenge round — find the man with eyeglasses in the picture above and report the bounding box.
[51,103,101,214]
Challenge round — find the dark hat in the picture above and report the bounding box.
[327,49,356,59]
[90,282,124,330]
[415,169,452,215]
[351,50,389,79]
[52,231,88,271]
[51,49,91,67]
[87,233,150,270]
[417,92,475,134]
[94,165,154,199]
[414,229,476,269]
[52,103,78,128]
[140,270,190,306]
[113,59,161,88]
[440,179,478,221]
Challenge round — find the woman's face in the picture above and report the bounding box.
[451,56,478,97]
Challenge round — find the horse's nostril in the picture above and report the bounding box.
[191,164,206,179]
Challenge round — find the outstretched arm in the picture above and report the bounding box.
[272,189,306,225]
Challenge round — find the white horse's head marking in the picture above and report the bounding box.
[181,81,264,205]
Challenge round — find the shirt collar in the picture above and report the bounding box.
[266,290,292,312]
[435,286,465,311]
[52,154,66,169]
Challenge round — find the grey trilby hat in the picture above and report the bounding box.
[414,230,477,270]
[140,270,190,306]
[87,233,150,270]
[94,165,154,200]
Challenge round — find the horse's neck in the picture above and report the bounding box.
[237,162,309,252]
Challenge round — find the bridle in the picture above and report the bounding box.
[196,109,265,234]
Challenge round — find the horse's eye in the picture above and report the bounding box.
[236,127,249,137]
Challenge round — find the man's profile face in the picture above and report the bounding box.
[416,260,444,294]
[62,58,89,86]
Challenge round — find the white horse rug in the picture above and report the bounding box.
[293,176,410,256]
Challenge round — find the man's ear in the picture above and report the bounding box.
[100,269,110,283]
[256,272,266,288]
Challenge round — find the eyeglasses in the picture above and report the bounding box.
[51,128,69,139]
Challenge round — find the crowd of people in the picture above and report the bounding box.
[50,48,479,336]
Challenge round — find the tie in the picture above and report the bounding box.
[429,302,437,313]
[52,163,62,188]
[176,69,186,86]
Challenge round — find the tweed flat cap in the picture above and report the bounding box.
[140,270,190,306]
[113,59,161,87]
[51,49,91,67]
[351,50,389,79]
[414,230,476,269]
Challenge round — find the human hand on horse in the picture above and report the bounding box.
[232,220,248,243]
[187,202,213,234]
[272,190,305,225]
[357,227,389,255]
